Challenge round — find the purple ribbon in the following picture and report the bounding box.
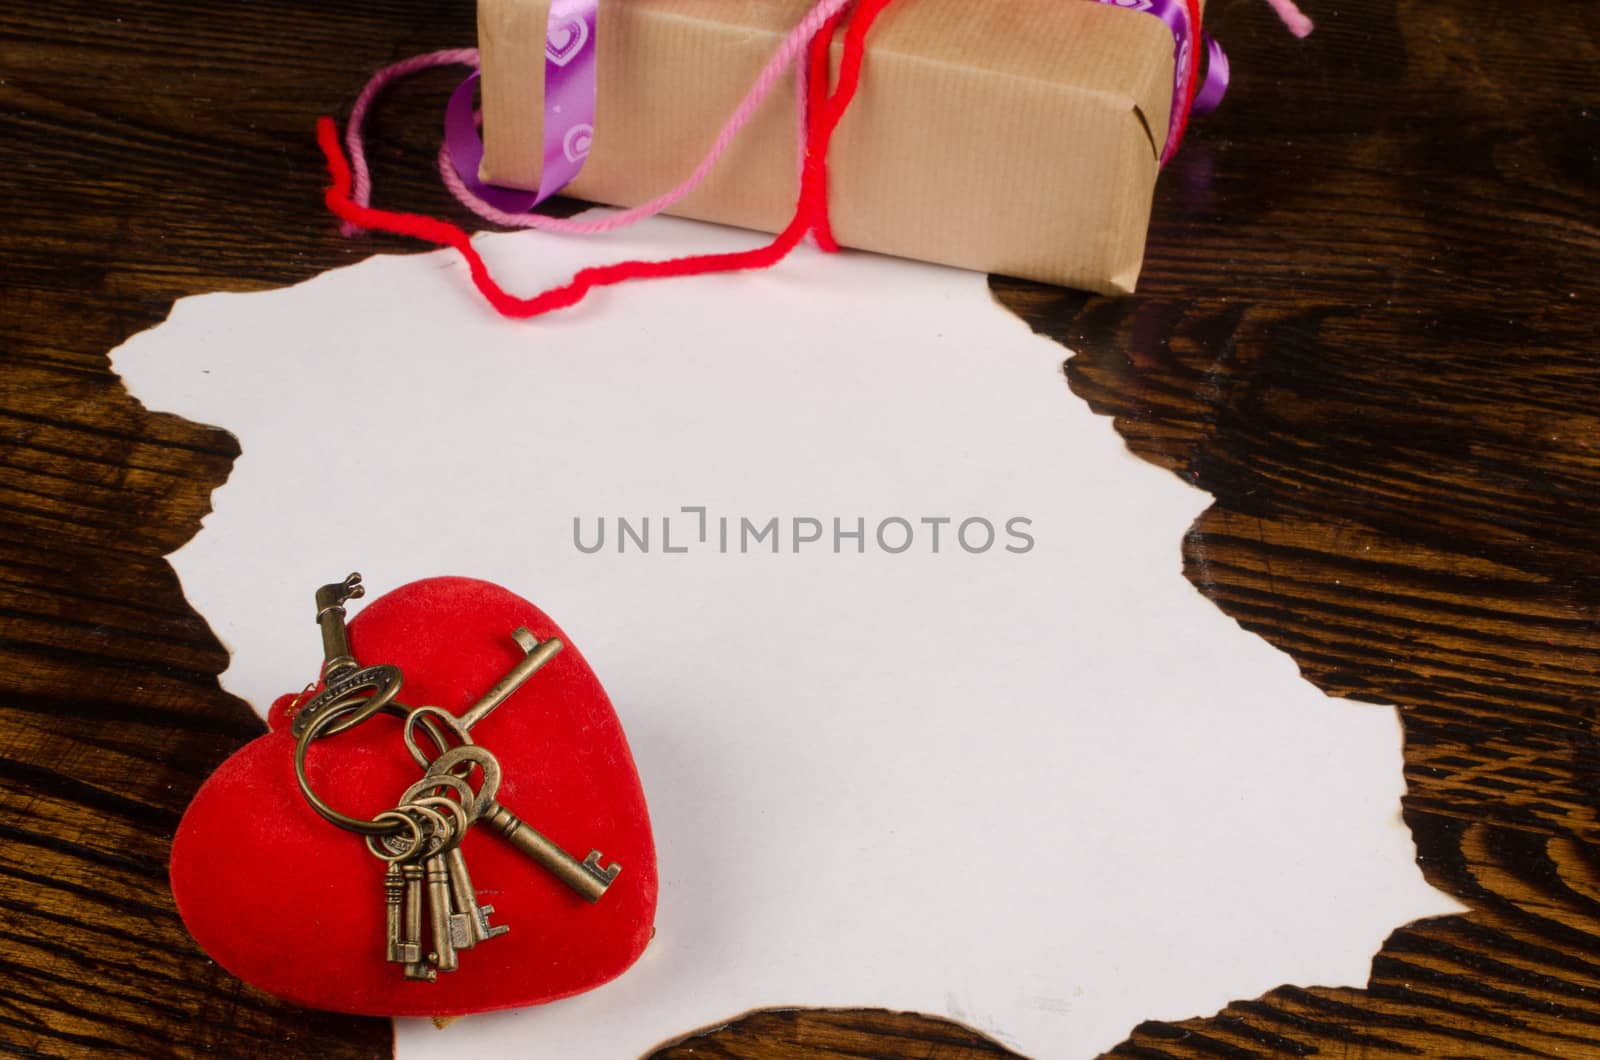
[1191,34,1230,117]
[1091,0,1229,161]
[446,0,598,211]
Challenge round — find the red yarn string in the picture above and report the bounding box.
[804,10,849,254]
[318,0,892,320]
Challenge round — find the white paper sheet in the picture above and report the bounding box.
[112,217,1459,1058]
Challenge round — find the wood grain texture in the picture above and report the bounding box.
[0,0,1595,1056]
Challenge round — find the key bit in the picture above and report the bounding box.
[448,911,475,952]
[582,850,623,889]
[447,847,508,945]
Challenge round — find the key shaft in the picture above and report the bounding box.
[424,855,459,973]
[456,628,563,732]
[401,863,435,981]
[313,573,364,679]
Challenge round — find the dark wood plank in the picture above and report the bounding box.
[651,1008,1020,1057]
[1,0,1597,1056]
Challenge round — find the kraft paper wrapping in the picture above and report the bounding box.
[478,0,1183,293]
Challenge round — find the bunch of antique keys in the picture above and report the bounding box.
[292,573,621,982]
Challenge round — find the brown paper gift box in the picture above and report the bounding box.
[477,0,1187,293]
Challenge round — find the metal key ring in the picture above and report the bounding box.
[369,777,477,858]
[290,662,405,740]
[363,809,424,863]
[403,705,474,770]
[410,796,472,853]
[295,694,414,836]
[373,802,455,861]
[414,802,459,857]
[396,773,479,825]
[423,745,503,821]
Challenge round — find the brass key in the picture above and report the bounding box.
[425,745,621,904]
[375,804,459,981]
[481,805,621,904]
[368,809,427,969]
[391,775,503,948]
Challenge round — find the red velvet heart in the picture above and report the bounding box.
[170,577,658,1017]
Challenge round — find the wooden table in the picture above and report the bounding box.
[2,0,1596,1055]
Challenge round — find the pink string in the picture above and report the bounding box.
[1264,0,1314,37]
[342,47,481,237]
[795,27,812,186]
